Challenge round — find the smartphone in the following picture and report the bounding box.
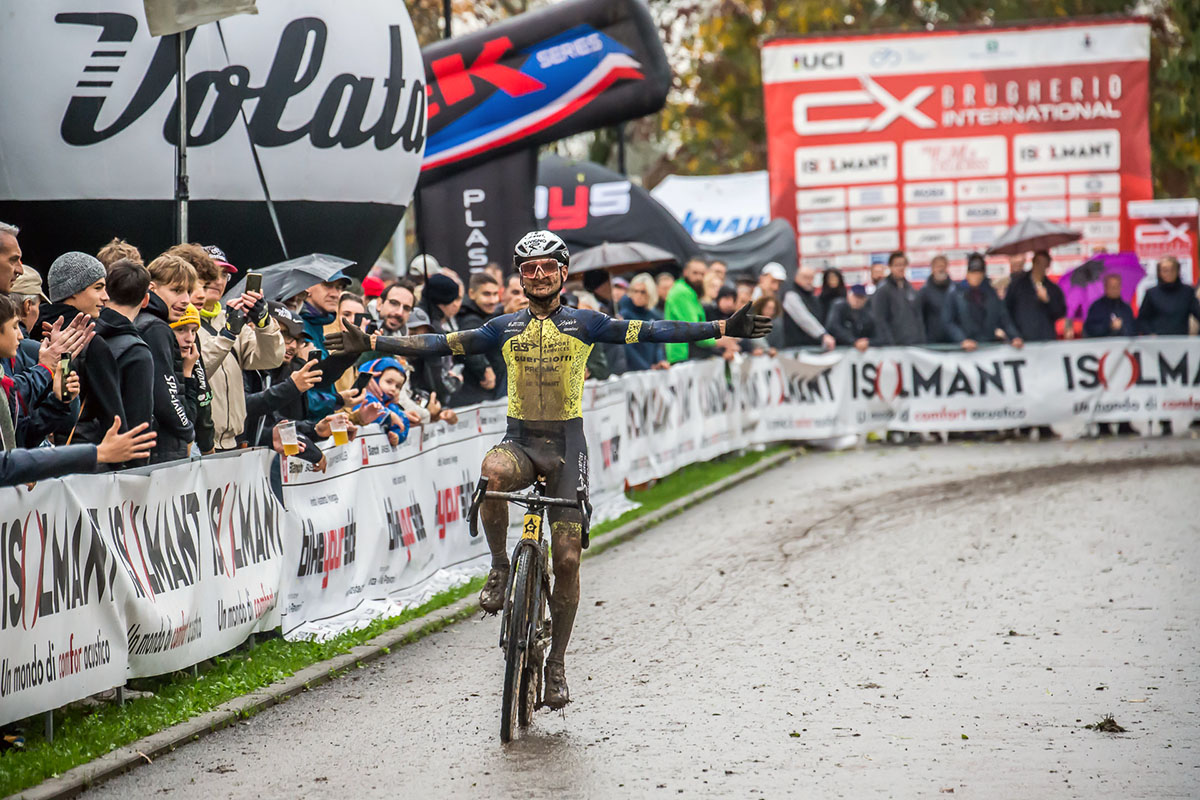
[245,272,263,294]
[353,312,369,329]
[58,355,72,400]
[351,371,372,393]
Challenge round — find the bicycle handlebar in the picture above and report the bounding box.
[481,490,579,509]
[466,476,593,548]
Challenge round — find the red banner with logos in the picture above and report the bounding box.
[1127,198,1200,284]
[762,19,1152,284]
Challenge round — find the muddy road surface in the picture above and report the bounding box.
[86,437,1200,799]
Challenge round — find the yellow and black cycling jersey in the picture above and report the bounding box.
[375,306,720,422]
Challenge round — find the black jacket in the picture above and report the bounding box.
[450,297,504,407]
[1137,280,1200,335]
[241,359,307,448]
[34,303,125,442]
[872,276,926,346]
[135,292,194,463]
[92,308,155,459]
[825,299,876,346]
[1084,296,1137,338]
[780,284,827,348]
[943,282,1019,343]
[190,361,215,454]
[1004,271,1065,342]
[917,277,954,344]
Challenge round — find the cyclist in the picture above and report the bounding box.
[327,230,771,708]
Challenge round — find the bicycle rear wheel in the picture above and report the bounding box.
[500,546,535,742]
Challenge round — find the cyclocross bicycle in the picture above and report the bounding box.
[467,476,590,743]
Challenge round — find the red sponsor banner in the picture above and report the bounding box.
[763,18,1152,283]
[1127,198,1200,284]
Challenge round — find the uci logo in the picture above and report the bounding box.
[792,51,843,70]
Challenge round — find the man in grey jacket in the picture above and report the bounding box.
[872,251,926,345]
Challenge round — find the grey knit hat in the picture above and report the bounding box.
[48,251,106,303]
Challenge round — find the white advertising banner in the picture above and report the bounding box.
[120,453,286,676]
[0,451,288,726]
[650,171,770,245]
[279,418,495,641]
[0,0,425,204]
[4,338,1199,723]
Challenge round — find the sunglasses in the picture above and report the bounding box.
[518,259,561,278]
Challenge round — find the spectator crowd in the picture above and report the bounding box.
[0,223,528,487]
[2,215,1198,487]
[653,249,1200,358]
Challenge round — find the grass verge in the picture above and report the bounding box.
[0,444,788,797]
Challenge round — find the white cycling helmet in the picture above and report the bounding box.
[513,229,569,269]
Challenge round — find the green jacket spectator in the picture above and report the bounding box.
[663,279,715,363]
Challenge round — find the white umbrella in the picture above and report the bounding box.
[986,219,1082,255]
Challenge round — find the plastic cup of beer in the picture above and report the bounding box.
[278,420,300,456]
[330,414,349,446]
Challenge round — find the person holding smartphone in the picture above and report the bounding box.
[172,244,284,452]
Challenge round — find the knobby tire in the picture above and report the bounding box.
[501,547,535,742]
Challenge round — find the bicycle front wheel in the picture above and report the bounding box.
[500,546,535,742]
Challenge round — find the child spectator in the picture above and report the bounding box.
[169,304,215,455]
[355,357,411,447]
[137,254,197,462]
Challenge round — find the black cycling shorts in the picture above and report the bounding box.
[488,417,588,525]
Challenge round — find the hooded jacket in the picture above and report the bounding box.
[198,301,284,450]
[1137,279,1200,335]
[93,307,155,449]
[449,296,503,407]
[135,292,195,462]
[34,302,124,442]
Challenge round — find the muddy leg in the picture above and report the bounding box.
[480,446,534,570]
[548,518,582,665]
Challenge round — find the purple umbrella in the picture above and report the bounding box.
[1059,252,1146,319]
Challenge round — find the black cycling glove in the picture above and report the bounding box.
[326,322,372,356]
[223,305,248,338]
[723,302,773,339]
[247,296,269,327]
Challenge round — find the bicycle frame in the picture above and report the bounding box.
[466,474,591,740]
[467,478,580,646]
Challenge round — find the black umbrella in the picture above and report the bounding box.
[568,241,676,275]
[536,155,698,267]
[225,253,355,302]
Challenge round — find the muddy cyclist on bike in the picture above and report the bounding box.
[327,230,772,709]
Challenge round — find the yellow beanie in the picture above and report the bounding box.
[170,303,201,329]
